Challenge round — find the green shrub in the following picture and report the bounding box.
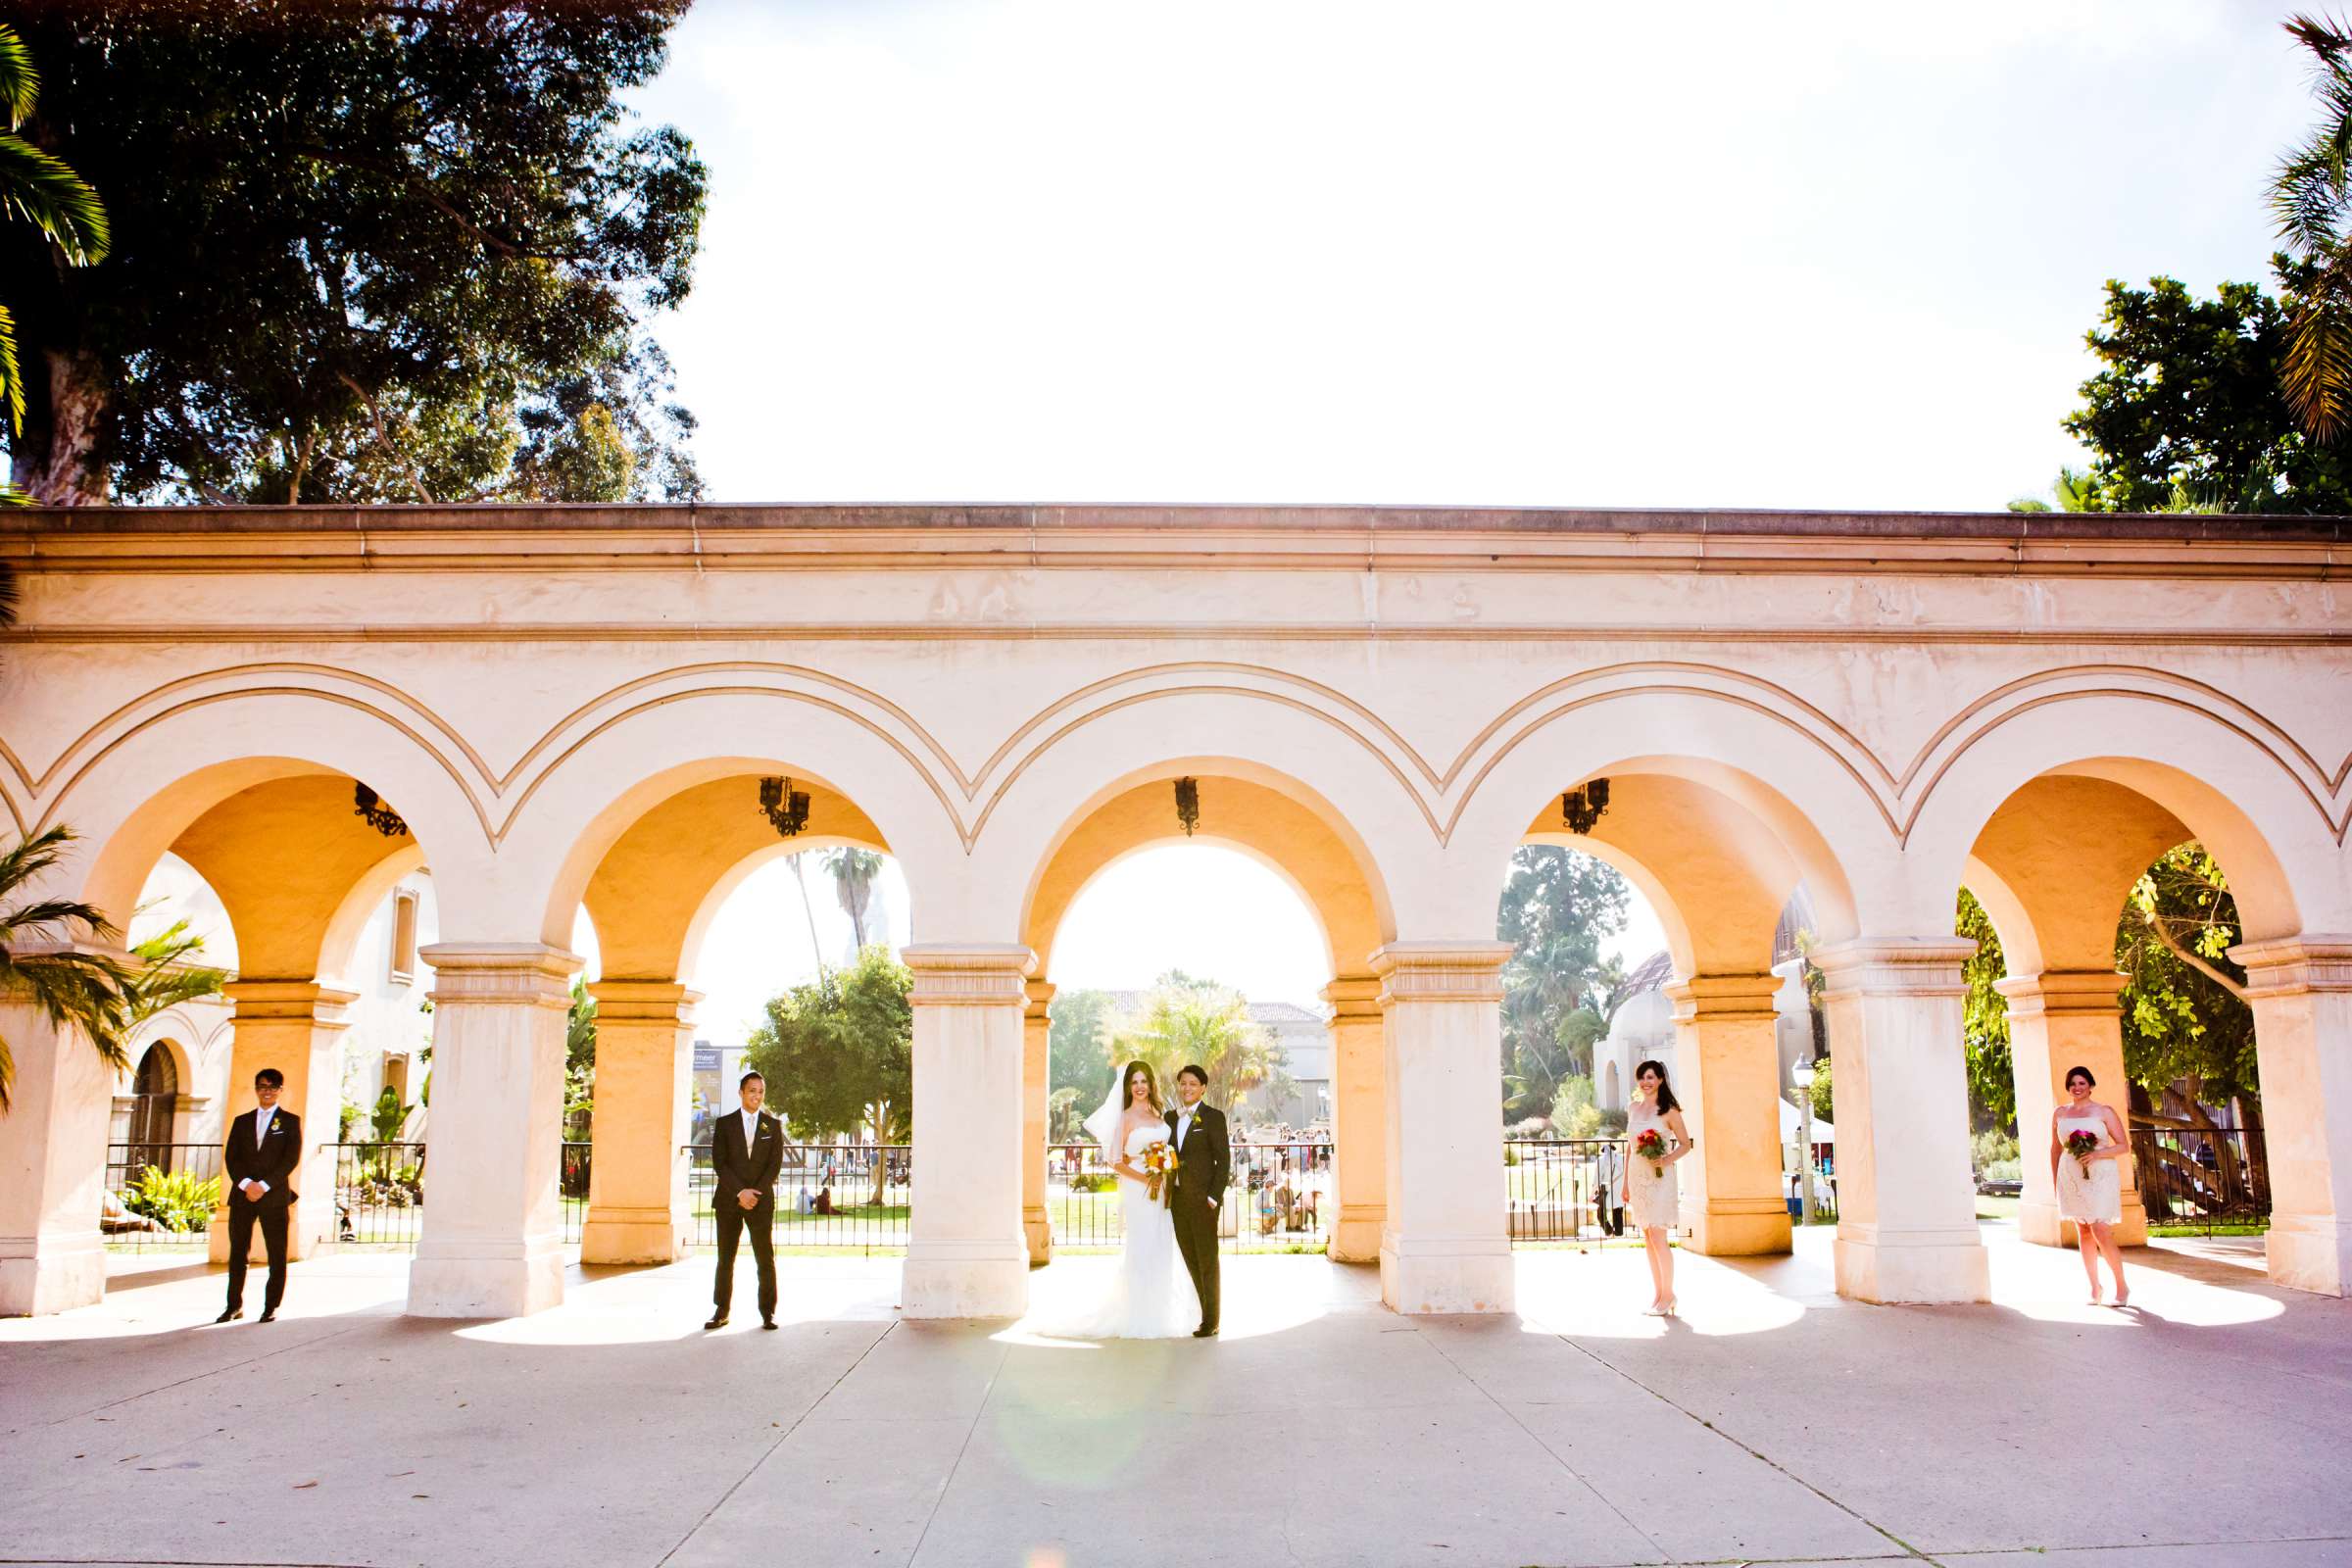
[1068,1171,1114,1194]
[123,1167,220,1232]
[1971,1128,2020,1173]
[1503,1144,1522,1166]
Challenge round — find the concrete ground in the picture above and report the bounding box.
[2,1223,2345,1568]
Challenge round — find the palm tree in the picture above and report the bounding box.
[822,848,884,952]
[0,23,109,500]
[122,917,227,1026]
[0,826,134,1113]
[2274,13,2352,441]
[1111,974,1280,1115]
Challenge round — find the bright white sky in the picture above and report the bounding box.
[631,0,2307,510]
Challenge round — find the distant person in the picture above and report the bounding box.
[2052,1064,2132,1306]
[813,1183,834,1216]
[1626,1060,1693,1317]
[217,1067,299,1324]
[1595,1140,1626,1238]
[707,1071,782,1331]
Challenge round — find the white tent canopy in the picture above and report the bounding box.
[1781,1098,1835,1146]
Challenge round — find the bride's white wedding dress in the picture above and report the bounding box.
[1050,1120,1200,1340]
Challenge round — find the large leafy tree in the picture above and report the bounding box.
[0,826,132,1112]
[0,0,706,505]
[0,21,106,502]
[742,945,913,1145]
[1495,845,1631,1121]
[1047,987,1114,1102]
[2057,270,2352,514]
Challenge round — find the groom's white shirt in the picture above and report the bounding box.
[1174,1103,1196,1150]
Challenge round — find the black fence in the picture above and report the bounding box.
[330,1140,428,1246]
[1503,1139,1838,1239]
[2132,1125,2270,1231]
[684,1142,911,1251]
[1048,1140,1334,1252]
[103,1142,221,1250]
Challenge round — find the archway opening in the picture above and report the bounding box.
[1952,768,2286,1289]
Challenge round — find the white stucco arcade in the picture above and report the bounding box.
[3,505,2347,1320]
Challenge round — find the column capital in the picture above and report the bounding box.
[1024,977,1056,1022]
[1992,968,2126,1016]
[1663,972,1782,1021]
[2228,935,2352,996]
[585,978,703,1024]
[903,944,1035,1006]
[1810,939,1976,997]
[1320,974,1382,1020]
[220,979,361,1026]
[1369,941,1514,1005]
[418,943,580,1008]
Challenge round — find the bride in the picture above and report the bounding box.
[1048,1059,1200,1339]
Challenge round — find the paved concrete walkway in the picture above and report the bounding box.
[3,1224,2345,1567]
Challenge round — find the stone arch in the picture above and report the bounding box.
[1444,695,1879,946]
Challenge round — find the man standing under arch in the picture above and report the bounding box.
[216,1068,297,1324]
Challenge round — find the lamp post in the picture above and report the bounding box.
[1791,1055,1817,1228]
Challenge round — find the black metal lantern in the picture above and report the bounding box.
[353,783,409,838]
[1174,776,1200,837]
[758,776,811,837]
[1560,777,1610,835]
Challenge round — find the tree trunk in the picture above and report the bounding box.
[12,347,110,503]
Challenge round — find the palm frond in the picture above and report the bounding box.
[0,298,21,435]
[0,24,34,132]
[2282,251,2352,440]
[0,133,108,264]
[0,825,79,904]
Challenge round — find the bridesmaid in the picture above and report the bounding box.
[1624,1059,1694,1316]
[2050,1064,2132,1306]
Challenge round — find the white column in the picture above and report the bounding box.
[1811,940,1990,1304]
[1996,969,2146,1248]
[903,944,1034,1318]
[1023,979,1054,1267]
[210,980,357,1264]
[1371,941,1514,1314]
[406,944,578,1318]
[579,980,697,1265]
[1664,973,1794,1256]
[1321,975,1385,1263]
[2230,937,2352,1296]
[0,949,121,1315]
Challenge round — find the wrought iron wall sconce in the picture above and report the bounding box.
[353,783,409,838]
[759,776,811,837]
[1560,778,1610,835]
[1174,776,1200,836]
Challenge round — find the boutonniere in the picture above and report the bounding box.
[263,1115,276,1135]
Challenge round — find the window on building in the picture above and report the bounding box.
[389,890,419,983]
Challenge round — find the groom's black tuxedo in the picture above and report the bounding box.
[1166,1100,1229,1334]
[710,1108,783,1323]
[221,1105,300,1316]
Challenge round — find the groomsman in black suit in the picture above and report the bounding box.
[708,1070,783,1330]
[1167,1063,1231,1338]
[217,1068,299,1324]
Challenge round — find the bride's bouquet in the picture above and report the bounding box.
[1141,1141,1178,1204]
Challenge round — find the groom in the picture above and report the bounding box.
[1166,1064,1230,1338]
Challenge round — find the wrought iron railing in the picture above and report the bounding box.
[682,1142,912,1251]
[329,1140,428,1246]
[1505,1138,1623,1241]
[103,1142,221,1250]
[2132,1125,2269,1231]
[1047,1140,1334,1252]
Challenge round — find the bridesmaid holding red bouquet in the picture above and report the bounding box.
[2051,1064,2132,1306]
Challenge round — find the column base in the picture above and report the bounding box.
[406,1236,564,1318]
[1379,1232,1514,1314]
[1022,1205,1052,1267]
[1834,1223,1990,1303]
[2265,1214,2351,1296]
[1689,1200,1793,1256]
[2021,1198,2149,1250]
[0,1234,105,1316]
[903,1241,1028,1318]
[1328,1203,1384,1263]
[580,1206,687,1265]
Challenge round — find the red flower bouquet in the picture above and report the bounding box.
[2065,1128,2101,1172]
[1633,1129,1667,1173]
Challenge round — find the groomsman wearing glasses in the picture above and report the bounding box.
[216,1067,299,1324]
[708,1070,783,1331]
